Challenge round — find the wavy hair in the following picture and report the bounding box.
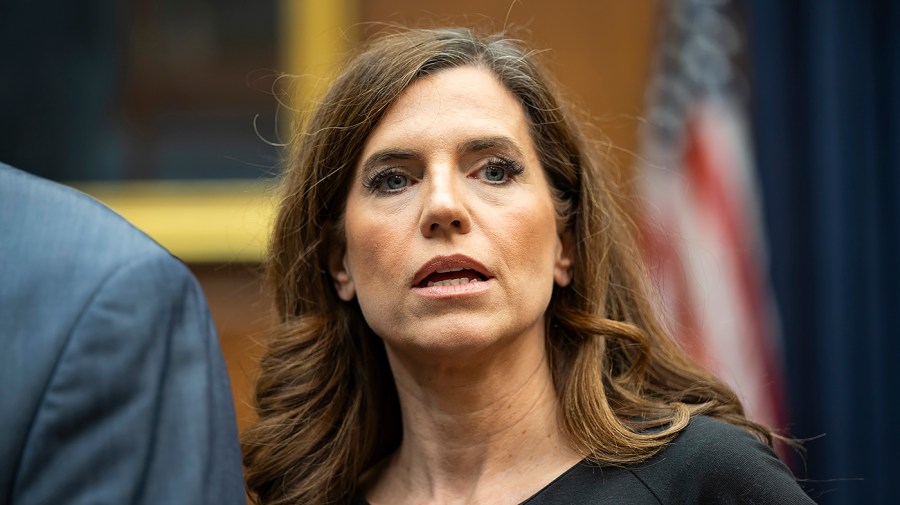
[242,26,775,505]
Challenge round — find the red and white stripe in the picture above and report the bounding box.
[640,100,786,431]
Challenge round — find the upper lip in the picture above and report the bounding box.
[412,254,493,287]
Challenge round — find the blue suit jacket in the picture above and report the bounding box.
[0,164,246,504]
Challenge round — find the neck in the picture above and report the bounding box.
[367,329,582,504]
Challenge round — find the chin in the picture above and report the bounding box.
[377,316,543,364]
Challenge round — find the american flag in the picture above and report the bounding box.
[637,0,786,433]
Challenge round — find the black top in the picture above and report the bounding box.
[354,416,814,504]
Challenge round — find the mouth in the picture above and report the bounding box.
[412,254,493,288]
[418,268,488,287]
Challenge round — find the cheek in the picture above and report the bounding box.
[343,190,411,264]
[501,199,561,275]
[342,213,409,338]
[344,213,401,292]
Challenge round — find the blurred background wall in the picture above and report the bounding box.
[2,1,896,503]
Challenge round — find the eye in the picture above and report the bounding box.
[383,173,408,190]
[362,168,412,194]
[479,157,524,185]
[484,165,507,182]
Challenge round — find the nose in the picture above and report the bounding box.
[418,168,471,238]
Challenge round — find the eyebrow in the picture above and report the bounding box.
[359,149,419,176]
[457,136,525,159]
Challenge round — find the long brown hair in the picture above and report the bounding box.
[242,26,774,505]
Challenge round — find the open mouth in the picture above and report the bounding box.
[412,254,493,289]
[418,267,488,287]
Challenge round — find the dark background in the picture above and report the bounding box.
[748,1,899,502]
[0,0,280,181]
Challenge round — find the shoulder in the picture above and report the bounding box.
[655,415,766,463]
[0,163,182,309]
[526,417,813,504]
[0,165,231,501]
[0,163,164,260]
[630,416,814,504]
[0,163,189,349]
[0,163,199,428]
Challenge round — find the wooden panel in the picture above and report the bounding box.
[191,264,272,432]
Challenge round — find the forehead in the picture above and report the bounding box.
[358,66,537,160]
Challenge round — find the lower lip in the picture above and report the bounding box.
[412,278,494,299]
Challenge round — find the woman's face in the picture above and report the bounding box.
[332,65,572,360]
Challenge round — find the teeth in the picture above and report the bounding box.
[436,267,464,274]
[426,277,482,287]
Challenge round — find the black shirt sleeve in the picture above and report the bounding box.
[630,416,815,504]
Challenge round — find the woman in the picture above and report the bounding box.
[242,27,812,504]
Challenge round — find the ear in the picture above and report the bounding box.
[328,248,356,301]
[553,230,574,287]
